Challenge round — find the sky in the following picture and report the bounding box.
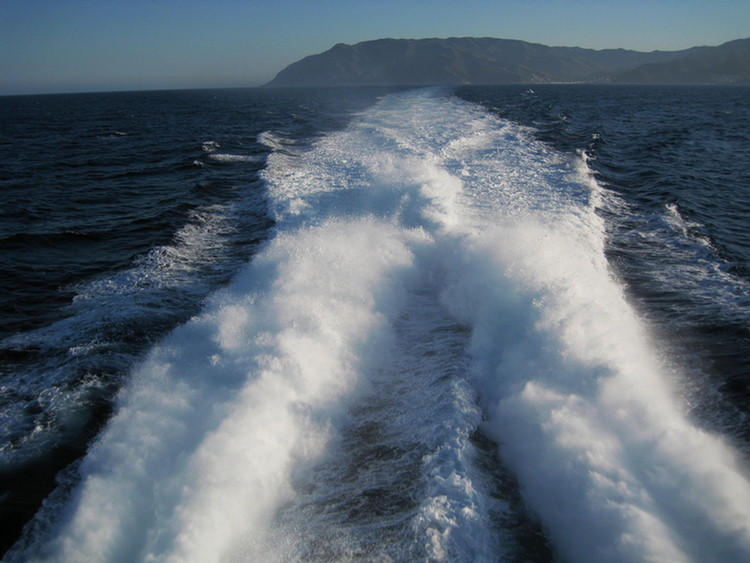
[1,0,748,95]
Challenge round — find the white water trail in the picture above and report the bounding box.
[10,88,750,563]
[12,217,418,563]
[443,168,750,561]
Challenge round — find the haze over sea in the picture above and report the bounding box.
[1,82,749,562]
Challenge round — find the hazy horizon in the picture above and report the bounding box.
[2,0,749,96]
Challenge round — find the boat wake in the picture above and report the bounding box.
[8,89,750,563]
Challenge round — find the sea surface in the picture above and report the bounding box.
[1,84,749,562]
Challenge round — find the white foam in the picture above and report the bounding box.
[201,140,220,153]
[208,153,261,163]
[0,196,257,478]
[441,195,750,560]
[12,88,750,563]
[412,374,499,562]
[11,216,420,563]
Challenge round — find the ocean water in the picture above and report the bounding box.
[1,84,749,562]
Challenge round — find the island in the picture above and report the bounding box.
[266,37,750,87]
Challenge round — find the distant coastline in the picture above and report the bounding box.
[266,37,750,87]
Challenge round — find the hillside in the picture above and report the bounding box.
[266,37,750,86]
[612,38,750,83]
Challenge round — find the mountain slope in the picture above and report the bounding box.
[266,37,750,86]
[612,38,750,83]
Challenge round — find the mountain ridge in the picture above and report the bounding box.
[266,37,750,86]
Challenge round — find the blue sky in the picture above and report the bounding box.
[2,0,748,95]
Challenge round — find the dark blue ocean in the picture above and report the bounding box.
[1,85,749,562]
